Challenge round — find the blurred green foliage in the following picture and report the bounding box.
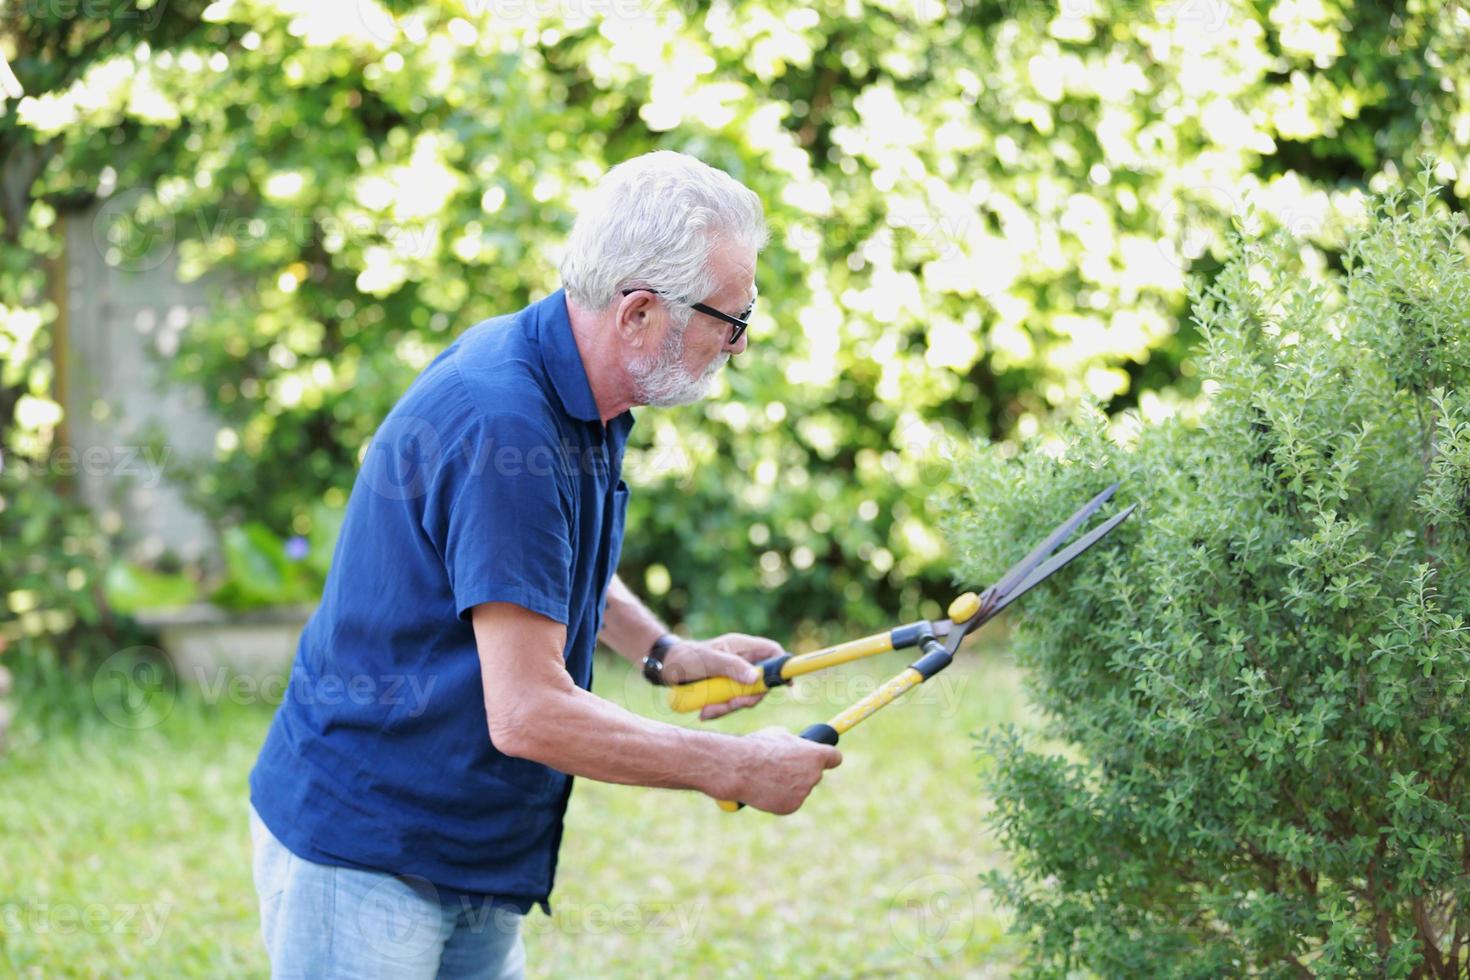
[3,0,1469,661]
[0,8,207,672]
[104,507,340,613]
[951,174,1470,974]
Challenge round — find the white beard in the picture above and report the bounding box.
[629,322,729,407]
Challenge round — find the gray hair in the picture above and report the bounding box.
[559,151,768,320]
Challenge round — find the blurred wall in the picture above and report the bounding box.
[61,200,218,566]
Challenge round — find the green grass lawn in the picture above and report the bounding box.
[1,640,1031,978]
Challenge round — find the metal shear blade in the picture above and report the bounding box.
[947,483,1137,653]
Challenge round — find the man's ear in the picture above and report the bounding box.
[614,292,658,350]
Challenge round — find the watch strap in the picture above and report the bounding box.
[642,633,679,686]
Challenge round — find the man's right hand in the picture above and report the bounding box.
[727,727,843,814]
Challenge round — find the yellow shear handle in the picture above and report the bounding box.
[666,630,899,713]
[667,675,768,713]
[713,668,926,812]
[713,593,981,812]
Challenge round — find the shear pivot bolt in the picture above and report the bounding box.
[948,592,981,621]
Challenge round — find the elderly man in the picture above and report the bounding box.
[248,151,842,979]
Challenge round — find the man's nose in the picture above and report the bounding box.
[726,331,748,357]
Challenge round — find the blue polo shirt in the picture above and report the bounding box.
[249,290,633,914]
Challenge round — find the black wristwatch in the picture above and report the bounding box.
[642,633,680,686]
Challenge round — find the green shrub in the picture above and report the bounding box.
[951,174,1470,976]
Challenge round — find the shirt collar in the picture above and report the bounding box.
[533,289,602,424]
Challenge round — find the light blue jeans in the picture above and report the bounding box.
[249,804,525,979]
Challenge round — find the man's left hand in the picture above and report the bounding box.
[660,633,783,721]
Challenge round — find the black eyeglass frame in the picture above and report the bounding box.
[620,288,754,346]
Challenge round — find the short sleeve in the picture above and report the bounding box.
[423,412,574,624]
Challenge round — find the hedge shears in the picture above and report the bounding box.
[672,482,1137,812]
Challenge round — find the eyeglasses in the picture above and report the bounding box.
[620,288,755,346]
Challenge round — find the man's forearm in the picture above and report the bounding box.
[598,574,668,665]
[473,603,829,813]
[491,678,749,799]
